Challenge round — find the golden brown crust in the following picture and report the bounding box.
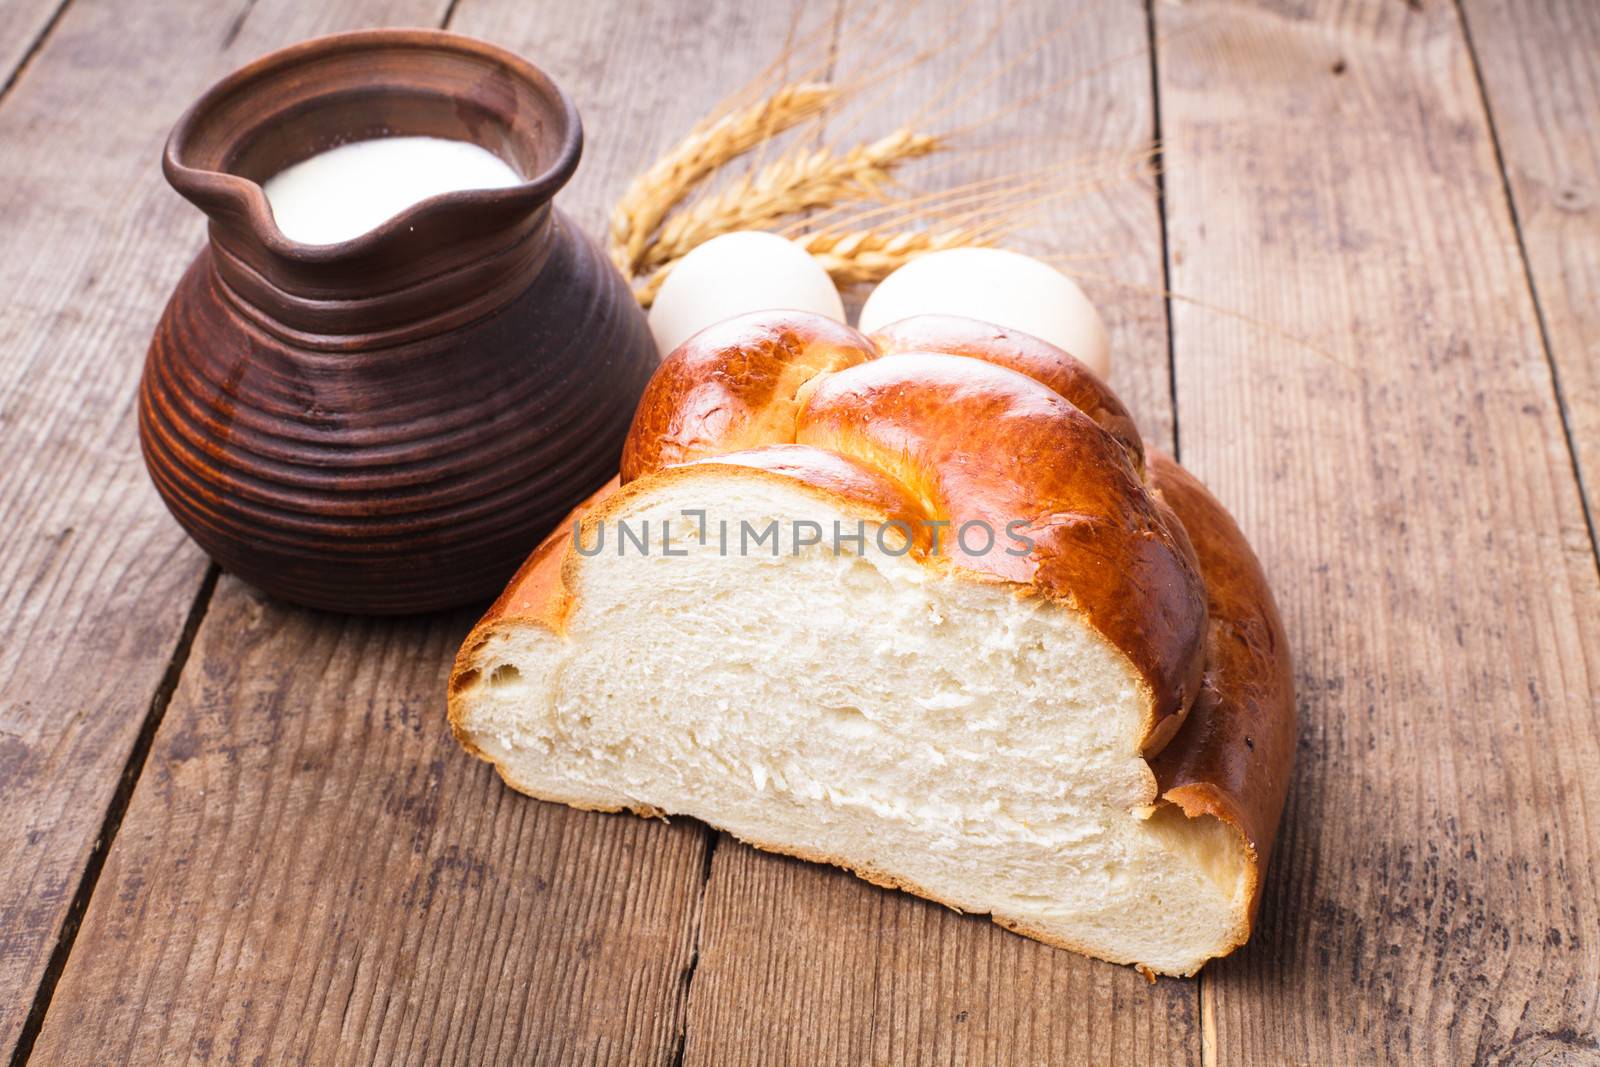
[1146,452,1296,928]
[620,311,876,482]
[868,314,1144,470]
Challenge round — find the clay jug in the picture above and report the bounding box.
[139,29,657,614]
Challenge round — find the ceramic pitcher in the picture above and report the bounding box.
[139,29,658,614]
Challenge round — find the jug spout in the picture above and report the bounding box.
[162,28,583,340]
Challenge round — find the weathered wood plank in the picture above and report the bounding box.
[1153,1,1600,1062]
[22,1,819,1062]
[675,4,1199,1064]
[0,0,449,1060]
[29,582,710,1065]
[1460,0,1600,547]
[0,0,66,91]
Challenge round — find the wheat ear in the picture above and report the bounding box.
[606,82,837,277]
[640,129,941,271]
[794,225,1016,288]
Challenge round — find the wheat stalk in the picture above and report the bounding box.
[795,225,1013,287]
[606,81,837,277]
[640,129,941,271]
[629,161,1091,305]
[627,146,1146,306]
[633,223,1010,306]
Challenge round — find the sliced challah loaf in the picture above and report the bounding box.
[449,311,1294,975]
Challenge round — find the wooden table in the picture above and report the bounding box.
[2,1,1596,1063]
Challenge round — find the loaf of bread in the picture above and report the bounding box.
[448,311,1294,975]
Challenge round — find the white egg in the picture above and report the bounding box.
[648,231,845,355]
[857,247,1111,379]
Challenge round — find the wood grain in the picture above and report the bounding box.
[28,581,709,1065]
[0,0,451,1059]
[673,4,1199,1065]
[1153,1,1600,1062]
[20,1,824,1063]
[0,0,65,91]
[1460,0,1600,544]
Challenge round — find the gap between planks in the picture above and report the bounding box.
[668,828,718,1067]
[5,565,219,1067]
[1451,0,1600,577]
[1144,0,1181,464]
[0,0,71,101]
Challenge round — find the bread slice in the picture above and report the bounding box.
[449,312,1294,975]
